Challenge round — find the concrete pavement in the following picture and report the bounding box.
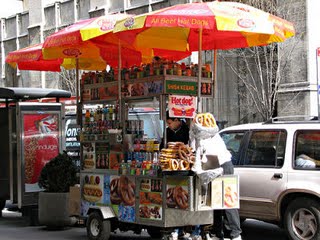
[1,209,287,240]
[0,209,151,240]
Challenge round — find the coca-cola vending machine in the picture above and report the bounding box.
[0,87,71,222]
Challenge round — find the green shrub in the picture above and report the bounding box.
[38,152,77,192]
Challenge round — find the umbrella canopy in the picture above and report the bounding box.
[113,1,295,52]
[42,14,144,68]
[6,43,63,72]
[5,43,109,71]
[43,14,192,67]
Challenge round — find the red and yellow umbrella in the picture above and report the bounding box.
[5,43,109,71]
[43,14,192,67]
[6,43,63,72]
[42,14,145,68]
[113,1,295,52]
[113,1,295,109]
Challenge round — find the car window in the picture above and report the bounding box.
[221,132,246,166]
[294,130,320,170]
[244,130,286,167]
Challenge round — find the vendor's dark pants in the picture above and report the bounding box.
[212,161,242,239]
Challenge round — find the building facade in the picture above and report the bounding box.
[1,0,319,126]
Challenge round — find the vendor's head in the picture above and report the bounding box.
[166,111,182,131]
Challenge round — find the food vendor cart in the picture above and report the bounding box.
[79,64,239,240]
[0,87,71,223]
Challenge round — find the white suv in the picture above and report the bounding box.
[219,118,320,240]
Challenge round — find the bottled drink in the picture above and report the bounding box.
[90,109,94,122]
[85,109,90,123]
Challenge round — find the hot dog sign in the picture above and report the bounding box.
[168,95,197,119]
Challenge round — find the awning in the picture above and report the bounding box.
[0,87,71,102]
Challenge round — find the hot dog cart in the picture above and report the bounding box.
[79,65,239,240]
[0,87,71,223]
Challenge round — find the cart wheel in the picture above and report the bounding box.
[86,211,111,240]
[147,227,164,239]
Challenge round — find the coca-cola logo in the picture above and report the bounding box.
[97,19,114,31]
[63,48,81,57]
[237,19,255,29]
[124,17,134,28]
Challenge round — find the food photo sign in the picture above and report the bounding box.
[80,174,136,223]
[166,177,190,210]
[168,95,197,119]
[139,178,163,221]
[211,175,239,209]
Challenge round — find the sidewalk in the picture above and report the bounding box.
[0,209,152,240]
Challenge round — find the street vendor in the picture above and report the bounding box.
[189,113,242,240]
[166,111,190,145]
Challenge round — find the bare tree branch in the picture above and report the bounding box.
[219,0,304,121]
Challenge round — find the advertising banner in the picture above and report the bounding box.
[168,95,197,119]
[23,114,59,192]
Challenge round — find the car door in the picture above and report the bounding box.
[221,129,287,222]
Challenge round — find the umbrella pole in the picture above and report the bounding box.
[213,49,217,107]
[76,57,81,126]
[197,28,203,112]
[118,41,122,124]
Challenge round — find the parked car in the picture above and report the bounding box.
[219,117,320,240]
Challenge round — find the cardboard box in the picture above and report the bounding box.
[69,185,81,216]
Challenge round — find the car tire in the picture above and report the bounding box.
[284,197,320,240]
[86,211,111,240]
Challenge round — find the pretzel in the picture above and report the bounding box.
[179,160,190,170]
[224,186,238,208]
[173,186,189,210]
[170,159,179,170]
[189,156,196,164]
[195,113,205,125]
[204,113,216,128]
[194,113,216,128]
[119,175,135,206]
[110,178,122,204]
[178,145,189,161]
[166,187,177,208]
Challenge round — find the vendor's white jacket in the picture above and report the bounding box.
[189,121,227,184]
[199,134,232,166]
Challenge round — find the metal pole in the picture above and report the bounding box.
[118,41,122,123]
[213,50,217,96]
[317,48,320,120]
[76,57,81,126]
[197,28,203,112]
[160,94,167,147]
